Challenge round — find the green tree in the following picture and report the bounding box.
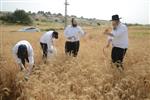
[0,10,33,25]
[13,10,33,25]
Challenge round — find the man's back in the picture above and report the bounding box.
[40,31,53,43]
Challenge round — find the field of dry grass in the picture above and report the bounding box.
[0,24,150,100]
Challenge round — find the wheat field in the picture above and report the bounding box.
[0,24,150,100]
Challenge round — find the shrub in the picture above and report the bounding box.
[0,10,33,25]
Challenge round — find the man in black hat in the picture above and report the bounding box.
[40,30,58,63]
[103,14,128,71]
[64,18,86,57]
[13,40,34,80]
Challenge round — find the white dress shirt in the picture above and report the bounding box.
[109,23,128,49]
[40,31,54,51]
[13,40,34,65]
[64,25,85,42]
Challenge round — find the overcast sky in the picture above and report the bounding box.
[0,0,150,24]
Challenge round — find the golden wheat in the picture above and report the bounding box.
[0,24,150,100]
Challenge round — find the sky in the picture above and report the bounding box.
[0,0,150,24]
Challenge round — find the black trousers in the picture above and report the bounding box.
[111,47,127,68]
[65,41,80,57]
[40,43,48,58]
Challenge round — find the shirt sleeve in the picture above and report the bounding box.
[78,26,85,36]
[112,26,127,37]
[27,44,34,65]
[12,45,21,64]
[107,36,113,41]
[64,26,70,38]
[47,37,53,51]
[28,56,34,65]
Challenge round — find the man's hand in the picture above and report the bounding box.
[19,63,26,71]
[103,29,114,37]
[48,49,53,53]
[104,29,109,34]
[67,36,76,40]
[106,43,110,48]
[103,28,111,35]
[105,38,112,48]
[67,37,72,40]
[26,64,33,76]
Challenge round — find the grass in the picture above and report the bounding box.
[0,23,150,100]
[128,26,150,37]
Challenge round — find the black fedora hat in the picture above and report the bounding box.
[111,14,121,21]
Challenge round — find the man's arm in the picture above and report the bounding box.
[14,53,26,71]
[27,55,34,75]
[105,32,114,37]
[107,25,127,37]
[106,36,113,48]
[18,63,26,71]
[47,38,53,53]
[103,29,114,37]
[64,26,70,38]
[78,26,86,36]
[13,46,26,71]
[27,45,34,75]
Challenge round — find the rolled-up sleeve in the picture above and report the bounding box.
[28,45,34,65]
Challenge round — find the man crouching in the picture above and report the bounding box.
[40,30,58,63]
[13,40,34,80]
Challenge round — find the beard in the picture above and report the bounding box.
[112,25,117,30]
[113,27,117,30]
[72,24,77,27]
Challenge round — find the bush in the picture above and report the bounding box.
[13,10,33,25]
[0,13,14,23]
[0,10,33,25]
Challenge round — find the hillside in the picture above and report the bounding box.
[0,11,109,26]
